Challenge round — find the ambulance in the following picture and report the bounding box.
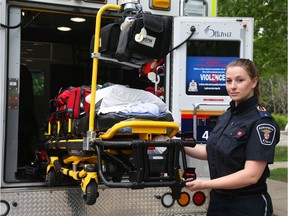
[0,0,253,215]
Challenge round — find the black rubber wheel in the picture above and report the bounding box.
[84,181,98,205]
[46,169,56,187]
[55,170,63,186]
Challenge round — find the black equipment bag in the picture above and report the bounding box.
[127,13,172,59]
[99,22,121,57]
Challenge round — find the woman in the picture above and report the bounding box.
[185,58,280,216]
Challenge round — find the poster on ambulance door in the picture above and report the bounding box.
[186,56,237,96]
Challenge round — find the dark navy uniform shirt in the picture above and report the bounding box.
[206,95,280,191]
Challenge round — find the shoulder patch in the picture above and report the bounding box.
[256,123,276,145]
[256,105,271,118]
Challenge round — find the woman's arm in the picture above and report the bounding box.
[185,144,207,160]
[186,160,267,191]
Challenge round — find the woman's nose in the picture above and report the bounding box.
[231,81,237,89]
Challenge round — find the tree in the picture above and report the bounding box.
[218,0,287,114]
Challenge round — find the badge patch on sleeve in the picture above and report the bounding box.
[256,124,276,145]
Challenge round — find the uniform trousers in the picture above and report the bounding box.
[207,189,273,216]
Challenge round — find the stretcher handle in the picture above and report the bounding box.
[89,4,122,132]
[94,144,179,189]
[99,120,179,140]
[92,139,196,149]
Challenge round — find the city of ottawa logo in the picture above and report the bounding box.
[204,26,232,38]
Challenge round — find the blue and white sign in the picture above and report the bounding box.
[186,56,237,95]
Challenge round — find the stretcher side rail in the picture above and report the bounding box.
[98,120,180,140]
[91,139,196,148]
[47,139,85,150]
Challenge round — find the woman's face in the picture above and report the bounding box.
[226,66,258,106]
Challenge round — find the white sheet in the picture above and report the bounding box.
[85,85,169,116]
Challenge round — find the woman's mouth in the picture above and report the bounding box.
[230,92,239,96]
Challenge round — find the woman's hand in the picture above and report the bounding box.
[185,179,206,192]
[185,160,267,191]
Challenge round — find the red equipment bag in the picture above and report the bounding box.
[140,58,164,76]
[50,86,91,119]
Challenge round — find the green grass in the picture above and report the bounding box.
[268,146,287,182]
[274,146,287,162]
[269,168,288,182]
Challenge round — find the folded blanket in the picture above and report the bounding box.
[85,84,169,116]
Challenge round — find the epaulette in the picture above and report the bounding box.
[256,104,272,118]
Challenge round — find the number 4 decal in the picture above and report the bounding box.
[202,131,209,140]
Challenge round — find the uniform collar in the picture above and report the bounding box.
[229,95,258,114]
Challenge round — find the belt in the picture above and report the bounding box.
[213,185,267,199]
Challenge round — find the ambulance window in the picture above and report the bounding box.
[186,40,240,96]
[187,40,240,57]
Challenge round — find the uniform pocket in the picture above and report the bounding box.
[208,124,223,145]
[220,126,247,156]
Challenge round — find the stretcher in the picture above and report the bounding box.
[45,3,196,207]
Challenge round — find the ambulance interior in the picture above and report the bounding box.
[5,8,148,185]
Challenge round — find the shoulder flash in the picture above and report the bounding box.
[256,105,272,118]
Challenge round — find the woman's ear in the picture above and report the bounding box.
[252,76,259,88]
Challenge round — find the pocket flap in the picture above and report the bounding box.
[143,14,164,33]
[223,127,247,139]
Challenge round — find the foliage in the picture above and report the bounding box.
[32,72,44,96]
[274,146,287,162]
[272,114,287,130]
[270,146,287,182]
[260,75,287,114]
[218,0,287,115]
[269,168,287,182]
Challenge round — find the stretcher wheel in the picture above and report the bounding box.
[83,181,98,205]
[46,168,63,186]
[46,169,56,187]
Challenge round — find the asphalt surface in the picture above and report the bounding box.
[267,131,287,216]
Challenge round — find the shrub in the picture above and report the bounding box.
[272,114,287,130]
[274,146,288,162]
[269,168,288,183]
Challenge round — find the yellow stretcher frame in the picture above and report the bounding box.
[45,3,196,207]
[88,4,122,132]
[99,120,179,140]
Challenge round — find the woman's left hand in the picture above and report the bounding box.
[185,160,267,192]
[185,179,206,192]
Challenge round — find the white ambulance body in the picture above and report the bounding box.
[0,0,253,215]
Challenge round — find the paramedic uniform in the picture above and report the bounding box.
[206,95,280,216]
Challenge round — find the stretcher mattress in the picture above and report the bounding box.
[71,84,174,137]
[72,112,174,137]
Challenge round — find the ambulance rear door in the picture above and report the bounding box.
[170,17,254,143]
